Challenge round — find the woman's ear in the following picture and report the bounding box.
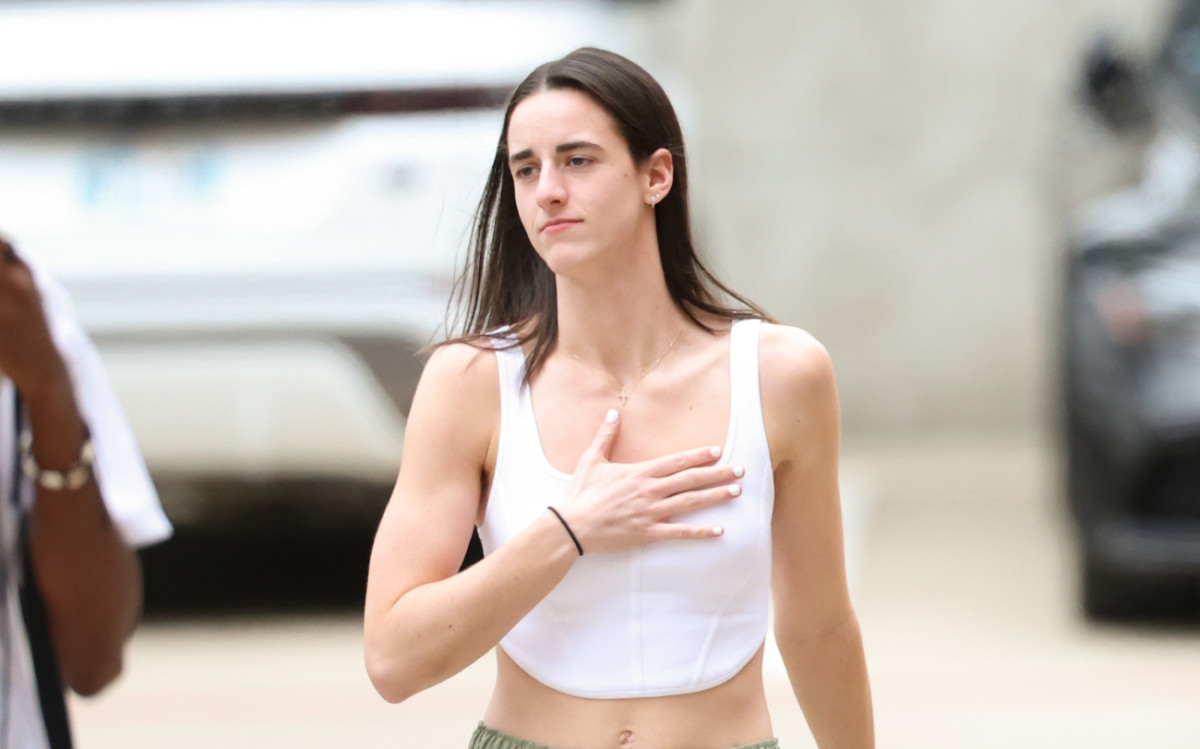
[644,147,674,205]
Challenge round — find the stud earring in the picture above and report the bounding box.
[651,193,661,205]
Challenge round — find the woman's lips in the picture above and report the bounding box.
[542,219,581,235]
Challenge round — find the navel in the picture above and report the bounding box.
[617,729,635,746]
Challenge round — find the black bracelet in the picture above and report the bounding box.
[547,506,583,556]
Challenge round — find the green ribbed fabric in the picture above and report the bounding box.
[468,723,780,749]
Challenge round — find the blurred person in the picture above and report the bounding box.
[0,236,171,748]
[364,48,872,749]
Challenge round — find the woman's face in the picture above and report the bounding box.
[506,88,654,275]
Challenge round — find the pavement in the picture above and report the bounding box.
[68,434,1200,748]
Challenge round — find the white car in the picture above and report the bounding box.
[0,0,629,511]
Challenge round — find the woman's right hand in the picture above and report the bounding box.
[553,409,743,554]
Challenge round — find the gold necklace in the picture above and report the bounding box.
[564,327,685,406]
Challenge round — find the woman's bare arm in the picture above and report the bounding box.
[761,324,874,748]
[364,343,564,702]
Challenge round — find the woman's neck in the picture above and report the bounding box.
[554,254,689,382]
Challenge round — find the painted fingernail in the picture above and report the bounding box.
[709,446,721,458]
[732,465,745,478]
[713,525,724,536]
[606,409,619,424]
[728,485,741,496]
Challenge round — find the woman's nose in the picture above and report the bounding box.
[536,169,566,207]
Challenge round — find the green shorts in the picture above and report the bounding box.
[469,722,780,749]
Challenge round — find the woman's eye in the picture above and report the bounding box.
[513,165,537,179]
[567,156,592,168]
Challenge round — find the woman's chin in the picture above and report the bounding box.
[538,243,598,275]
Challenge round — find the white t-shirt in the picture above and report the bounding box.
[1,256,172,749]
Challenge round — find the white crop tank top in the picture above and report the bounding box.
[477,318,775,699]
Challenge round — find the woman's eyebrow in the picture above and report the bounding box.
[555,140,602,154]
[508,141,603,164]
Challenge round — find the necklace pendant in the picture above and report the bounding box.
[618,388,630,406]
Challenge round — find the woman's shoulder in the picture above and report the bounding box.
[754,322,840,464]
[756,322,835,390]
[412,340,501,424]
[405,340,501,465]
[421,339,500,390]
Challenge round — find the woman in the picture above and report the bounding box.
[364,48,874,749]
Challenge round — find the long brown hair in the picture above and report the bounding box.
[443,47,769,382]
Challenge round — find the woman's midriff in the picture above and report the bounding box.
[482,645,773,749]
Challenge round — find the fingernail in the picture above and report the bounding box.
[713,525,724,536]
[732,465,745,478]
[709,446,721,458]
[606,409,619,424]
[728,485,741,496]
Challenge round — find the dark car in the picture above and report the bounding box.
[1063,1,1200,619]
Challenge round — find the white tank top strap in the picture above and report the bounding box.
[728,318,768,453]
[488,334,536,476]
[490,333,565,484]
[489,336,525,414]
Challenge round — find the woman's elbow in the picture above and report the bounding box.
[367,666,414,704]
[364,647,425,704]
